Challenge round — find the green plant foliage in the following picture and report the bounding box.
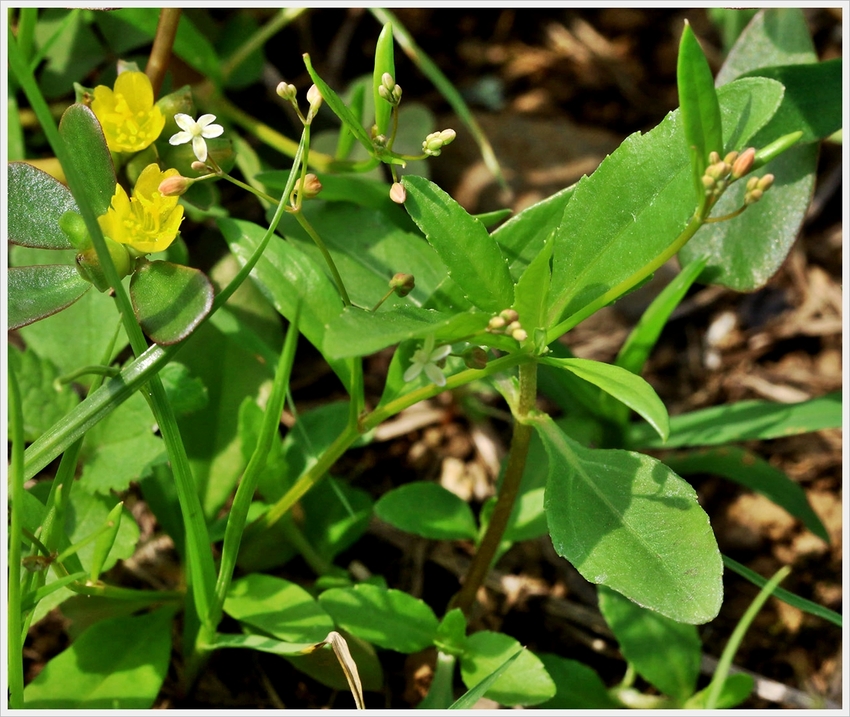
[536,653,621,709]
[686,672,754,709]
[225,574,335,644]
[23,607,174,709]
[599,585,701,702]
[8,162,77,249]
[664,446,828,541]
[318,584,439,653]
[628,391,842,449]
[8,265,91,330]
[534,413,723,624]
[374,482,479,540]
[459,632,555,706]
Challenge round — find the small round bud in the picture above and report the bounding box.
[276,82,297,102]
[708,151,721,165]
[731,147,755,179]
[191,160,210,173]
[382,72,395,91]
[306,84,323,121]
[746,177,760,192]
[744,188,763,205]
[390,272,415,297]
[298,173,322,199]
[702,175,716,191]
[506,320,522,334]
[422,128,457,157]
[158,174,193,197]
[389,182,407,204]
[462,346,488,370]
[499,308,519,323]
[511,328,528,342]
[723,151,739,165]
[488,316,506,331]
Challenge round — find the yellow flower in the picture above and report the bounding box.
[98,164,184,255]
[91,71,165,153]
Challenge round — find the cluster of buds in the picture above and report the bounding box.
[487,308,527,342]
[701,147,756,201]
[276,81,323,124]
[377,72,402,106]
[744,173,775,205]
[422,129,457,157]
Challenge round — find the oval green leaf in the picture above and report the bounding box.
[8,162,78,249]
[533,413,723,624]
[58,103,116,217]
[129,260,213,345]
[374,482,478,540]
[8,265,91,329]
[318,584,438,653]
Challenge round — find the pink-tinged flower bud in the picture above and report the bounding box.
[499,308,519,323]
[158,174,192,197]
[303,173,323,198]
[390,272,415,297]
[389,182,406,204]
[511,328,528,342]
[191,161,210,173]
[462,346,488,370]
[731,147,756,178]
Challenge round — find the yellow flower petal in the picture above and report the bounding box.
[91,71,165,153]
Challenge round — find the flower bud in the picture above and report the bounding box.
[487,316,506,332]
[746,176,759,192]
[382,72,395,91]
[276,82,297,102]
[306,84,323,118]
[511,328,528,342]
[708,151,721,165]
[462,346,488,370]
[59,210,91,251]
[723,151,739,165]
[158,174,193,197]
[299,173,323,199]
[75,237,133,292]
[191,160,210,173]
[389,182,407,204]
[422,128,457,157]
[731,147,755,178]
[701,175,716,192]
[499,308,519,323]
[390,272,415,297]
[757,173,774,191]
[744,188,763,205]
[506,320,522,334]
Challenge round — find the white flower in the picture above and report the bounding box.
[403,335,452,387]
[169,113,224,162]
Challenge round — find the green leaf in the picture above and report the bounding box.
[8,161,77,249]
[598,585,701,701]
[323,304,489,361]
[539,357,669,442]
[686,673,754,709]
[77,388,164,495]
[58,103,116,217]
[615,257,707,376]
[318,584,438,653]
[664,447,828,542]
[678,22,724,182]
[8,265,91,330]
[23,607,173,709]
[628,391,842,449]
[157,362,208,415]
[450,648,522,709]
[435,609,467,657]
[7,346,80,442]
[680,7,821,291]
[492,184,575,281]
[536,653,621,709]
[129,260,214,345]
[459,632,556,706]
[513,233,553,333]
[225,574,335,644]
[546,77,783,329]
[304,53,374,155]
[374,482,478,540]
[219,217,350,389]
[533,413,722,624]
[33,9,104,100]
[402,175,514,313]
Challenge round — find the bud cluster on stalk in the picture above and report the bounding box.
[487,308,527,342]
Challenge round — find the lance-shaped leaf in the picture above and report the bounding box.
[8,265,91,329]
[129,260,214,345]
[8,162,77,249]
[532,413,722,624]
[402,175,514,313]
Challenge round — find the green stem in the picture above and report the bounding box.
[7,363,26,708]
[452,360,538,615]
[146,8,181,98]
[220,171,278,205]
[293,211,351,306]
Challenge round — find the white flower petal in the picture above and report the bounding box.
[431,344,452,361]
[169,130,192,146]
[196,114,217,128]
[403,363,423,382]
[424,363,446,387]
[192,136,208,162]
[174,113,195,131]
[202,124,224,139]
